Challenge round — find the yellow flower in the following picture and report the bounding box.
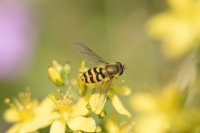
[48,60,71,87]
[131,84,200,133]
[4,90,56,133]
[147,0,200,59]
[47,60,97,132]
[48,90,97,133]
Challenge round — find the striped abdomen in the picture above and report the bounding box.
[81,67,106,83]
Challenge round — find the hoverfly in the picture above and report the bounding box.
[74,43,126,114]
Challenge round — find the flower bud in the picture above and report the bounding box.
[48,67,64,87]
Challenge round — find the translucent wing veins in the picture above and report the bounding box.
[74,43,108,65]
[89,78,113,114]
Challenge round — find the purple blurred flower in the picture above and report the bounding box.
[0,1,37,80]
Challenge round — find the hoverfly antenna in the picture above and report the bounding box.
[123,64,127,70]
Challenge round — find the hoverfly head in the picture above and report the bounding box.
[116,62,126,76]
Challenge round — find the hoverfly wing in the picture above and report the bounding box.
[74,43,108,65]
[89,79,113,114]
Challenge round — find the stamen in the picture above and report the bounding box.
[13,98,23,110]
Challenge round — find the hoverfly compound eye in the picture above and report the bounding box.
[115,62,124,76]
[119,68,124,75]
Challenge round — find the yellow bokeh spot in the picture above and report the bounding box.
[147,0,200,59]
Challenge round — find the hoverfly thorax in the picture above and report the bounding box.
[104,62,125,77]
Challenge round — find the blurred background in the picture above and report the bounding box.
[1,0,200,132]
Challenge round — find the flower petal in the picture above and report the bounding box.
[4,108,19,123]
[112,95,131,118]
[105,118,120,133]
[6,123,22,133]
[35,97,56,115]
[116,86,131,96]
[71,98,88,116]
[67,116,96,132]
[20,112,59,133]
[50,120,66,133]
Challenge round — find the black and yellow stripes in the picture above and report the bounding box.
[81,67,106,83]
[99,68,106,79]
[93,68,101,82]
[83,73,89,83]
[88,69,95,83]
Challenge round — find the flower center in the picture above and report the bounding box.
[5,91,38,122]
[49,90,74,121]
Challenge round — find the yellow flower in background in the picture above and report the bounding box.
[4,90,56,133]
[147,0,200,59]
[131,84,200,133]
